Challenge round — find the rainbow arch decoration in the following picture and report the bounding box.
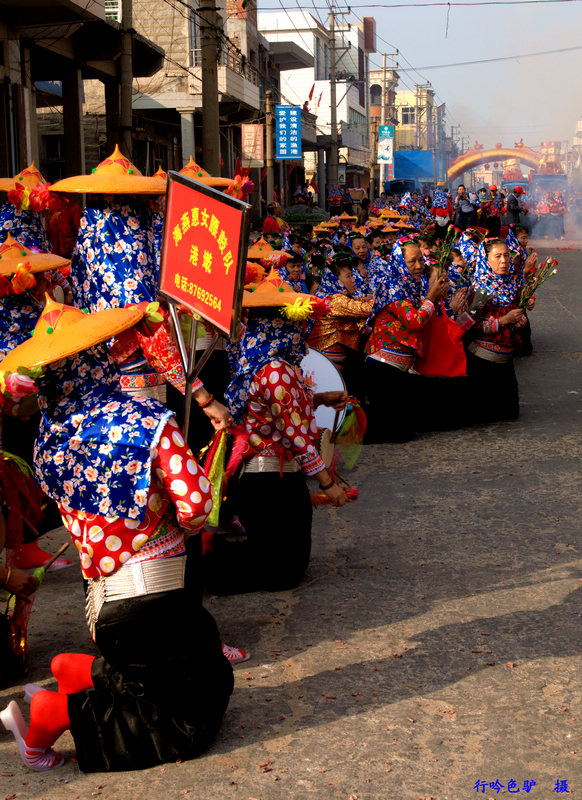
[447,143,542,184]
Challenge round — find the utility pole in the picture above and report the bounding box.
[199,0,221,175]
[378,52,387,191]
[265,89,274,208]
[329,7,338,191]
[120,0,133,158]
[369,118,377,199]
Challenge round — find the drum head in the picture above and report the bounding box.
[300,348,347,432]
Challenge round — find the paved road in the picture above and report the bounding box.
[1,247,581,800]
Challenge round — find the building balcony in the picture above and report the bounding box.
[188,48,260,111]
[1,0,106,24]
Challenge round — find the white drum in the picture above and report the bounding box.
[300,348,347,433]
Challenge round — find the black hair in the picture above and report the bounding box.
[334,243,352,254]
[306,274,320,292]
[267,204,276,215]
[483,238,507,256]
[366,232,381,244]
[514,225,528,236]
[451,247,463,258]
[248,307,280,321]
[283,249,302,263]
[330,252,355,277]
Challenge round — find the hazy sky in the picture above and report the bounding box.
[275,0,582,150]
[362,0,582,149]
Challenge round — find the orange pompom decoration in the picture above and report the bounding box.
[260,251,289,271]
[244,262,265,285]
[28,182,52,212]
[6,183,25,209]
[11,261,36,294]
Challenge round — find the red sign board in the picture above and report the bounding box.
[158,172,251,339]
[241,123,264,169]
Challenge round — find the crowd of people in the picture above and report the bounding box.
[0,151,558,776]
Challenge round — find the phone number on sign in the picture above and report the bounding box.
[174,273,222,312]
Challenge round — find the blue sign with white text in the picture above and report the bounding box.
[276,105,302,161]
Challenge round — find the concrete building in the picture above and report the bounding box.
[394,85,445,151]
[0,0,162,180]
[368,65,399,197]
[36,0,314,219]
[258,10,373,194]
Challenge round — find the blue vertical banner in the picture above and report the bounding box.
[276,105,302,161]
[377,124,395,179]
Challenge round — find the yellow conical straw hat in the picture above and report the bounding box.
[0,234,70,276]
[50,145,167,195]
[0,161,49,193]
[179,156,233,189]
[0,296,144,373]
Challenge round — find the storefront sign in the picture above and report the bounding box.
[276,105,302,160]
[241,123,264,168]
[377,125,394,165]
[159,172,251,339]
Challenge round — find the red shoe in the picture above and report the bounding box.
[222,643,251,664]
[0,700,64,772]
[13,543,72,571]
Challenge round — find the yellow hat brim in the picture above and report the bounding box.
[50,174,167,194]
[0,253,70,276]
[242,289,313,308]
[0,306,144,373]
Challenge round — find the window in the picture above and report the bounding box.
[315,38,321,80]
[42,134,65,162]
[401,106,415,125]
[324,43,329,81]
[370,84,382,105]
[348,108,369,147]
[104,0,121,22]
[189,11,199,66]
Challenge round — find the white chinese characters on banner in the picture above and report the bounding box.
[276,105,302,160]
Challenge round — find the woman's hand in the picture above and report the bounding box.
[451,287,468,316]
[324,482,348,507]
[203,400,231,432]
[315,390,348,409]
[501,308,525,326]
[426,271,449,303]
[524,251,537,275]
[1,566,39,600]
[526,296,535,310]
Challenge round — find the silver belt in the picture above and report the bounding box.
[368,351,414,372]
[242,455,301,474]
[85,555,186,639]
[469,342,513,364]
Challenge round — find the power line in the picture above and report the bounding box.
[397,43,582,71]
[259,0,581,7]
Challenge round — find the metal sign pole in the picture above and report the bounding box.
[182,316,198,443]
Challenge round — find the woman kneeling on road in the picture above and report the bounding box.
[466,239,532,423]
